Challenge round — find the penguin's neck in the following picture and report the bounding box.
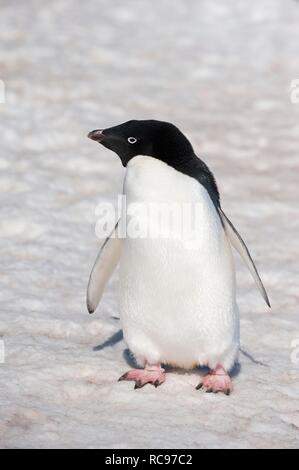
[163,152,221,210]
[126,153,220,210]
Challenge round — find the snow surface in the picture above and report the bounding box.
[0,0,299,449]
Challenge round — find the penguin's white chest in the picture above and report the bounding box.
[119,156,239,370]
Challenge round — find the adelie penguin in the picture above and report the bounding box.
[87,119,270,395]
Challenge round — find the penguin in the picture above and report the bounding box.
[87,120,270,395]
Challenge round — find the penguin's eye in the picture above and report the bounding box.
[127,137,137,144]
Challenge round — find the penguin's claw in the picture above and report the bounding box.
[196,366,233,395]
[134,380,144,389]
[118,365,166,390]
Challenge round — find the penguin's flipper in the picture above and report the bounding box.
[87,222,122,314]
[219,209,270,308]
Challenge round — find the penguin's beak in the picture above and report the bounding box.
[88,129,105,143]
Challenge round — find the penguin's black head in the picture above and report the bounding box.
[88,119,194,167]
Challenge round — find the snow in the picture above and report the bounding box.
[1,0,299,449]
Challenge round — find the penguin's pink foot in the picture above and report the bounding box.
[118,363,165,389]
[196,365,233,395]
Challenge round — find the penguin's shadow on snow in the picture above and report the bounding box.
[93,329,241,377]
[93,329,123,351]
[93,329,139,368]
[92,329,139,368]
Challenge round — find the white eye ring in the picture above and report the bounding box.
[128,137,137,144]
